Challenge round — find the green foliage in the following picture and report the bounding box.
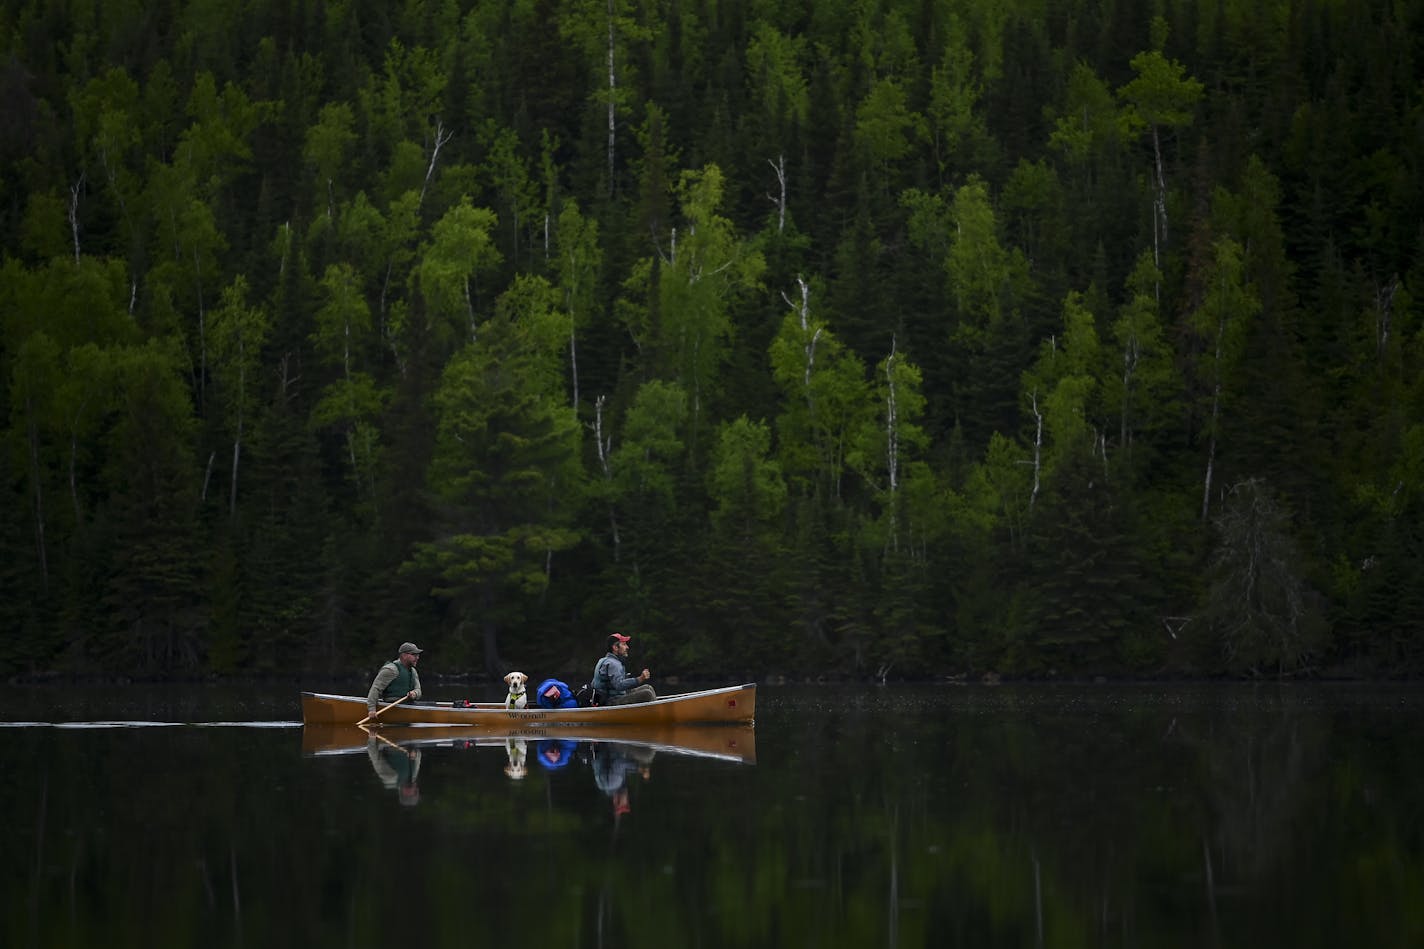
[1117,49,1205,135]
[417,197,501,351]
[3,0,1423,678]
[406,277,580,672]
[769,278,871,497]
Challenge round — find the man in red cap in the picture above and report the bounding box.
[592,633,656,704]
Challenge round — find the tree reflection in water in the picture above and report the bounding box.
[4,685,1421,949]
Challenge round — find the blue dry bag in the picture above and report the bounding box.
[534,678,578,709]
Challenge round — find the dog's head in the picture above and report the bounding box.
[504,670,528,694]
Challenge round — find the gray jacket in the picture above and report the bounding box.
[593,652,640,697]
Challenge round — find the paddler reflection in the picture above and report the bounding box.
[591,741,655,820]
[532,736,654,819]
[365,729,422,806]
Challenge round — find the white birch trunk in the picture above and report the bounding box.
[781,276,817,402]
[464,276,476,342]
[1201,322,1224,521]
[606,0,617,192]
[1120,331,1139,459]
[229,334,246,517]
[569,325,580,411]
[593,395,620,561]
[229,434,241,517]
[768,155,787,233]
[419,119,453,211]
[344,309,360,480]
[68,173,84,262]
[1376,275,1398,359]
[1029,389,1042,509]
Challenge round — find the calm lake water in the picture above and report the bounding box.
[3,682,1421,948]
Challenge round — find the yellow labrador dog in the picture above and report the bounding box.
[503,671,529,709]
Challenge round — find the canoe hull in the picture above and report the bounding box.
[301,683,756,726]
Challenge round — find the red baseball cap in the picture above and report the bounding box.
[610,633,631,644]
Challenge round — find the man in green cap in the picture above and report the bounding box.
[366,642,424,714]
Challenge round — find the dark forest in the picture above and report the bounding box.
[2,0,1421,681]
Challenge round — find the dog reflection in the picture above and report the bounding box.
[504,737,529,779]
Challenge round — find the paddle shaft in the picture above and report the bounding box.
[356,692,410,726]
[362,725,405,751]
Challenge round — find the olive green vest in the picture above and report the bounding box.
[381,660,415,700]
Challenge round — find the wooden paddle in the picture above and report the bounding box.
[356,693,410,726]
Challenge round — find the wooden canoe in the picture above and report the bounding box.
[300,682,756,726]
[302,722,756,764]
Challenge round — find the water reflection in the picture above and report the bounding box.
[502,737,529,778]
[363,728,423,805]
[5,685,1421,949]
[304,723,756,816]
[592,741,655,820]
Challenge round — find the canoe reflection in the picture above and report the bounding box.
[304,723,756,763]
[304,723,755,809]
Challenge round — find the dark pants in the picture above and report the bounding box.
[607,684,657,704]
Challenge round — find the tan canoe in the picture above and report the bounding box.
[302,721,757,764]
[301,682,756,726]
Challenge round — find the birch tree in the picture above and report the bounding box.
[417,197,501,353]
[558,0,655,194]
[208,275,270,517]
[850,339,929,554]
[642,165,765,428]
[1190,237,1258,521]
[769,275,870,499]
[69,67,145,255]
[482,124,538,267]
[553,200,601,411]
[145,168,225,414]
[1117,39,1204,276]
[1020,290,1104,495]
[916,175,1032,444]
[1108,250,1177,470]
[358,38,449,190]
[303,102,357,221]
[598,380,688,585]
